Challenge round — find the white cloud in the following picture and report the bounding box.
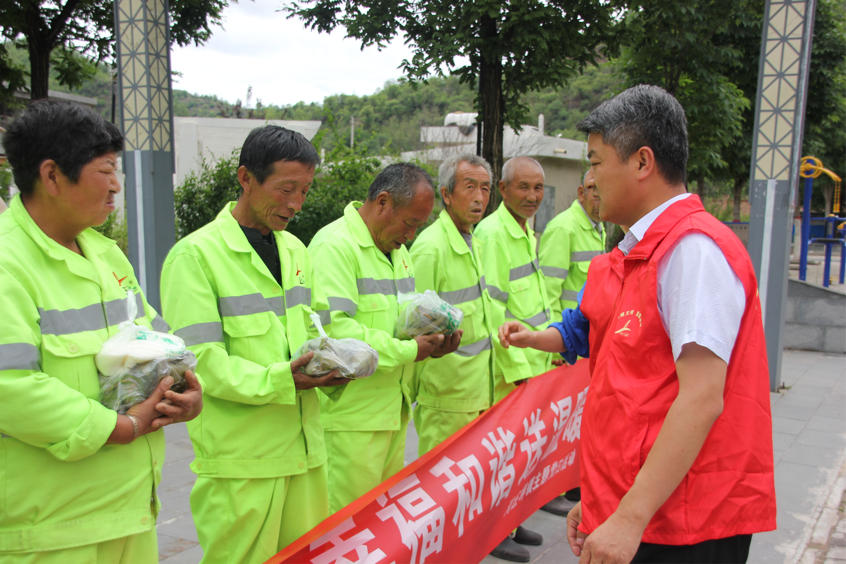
[170,1,416,107]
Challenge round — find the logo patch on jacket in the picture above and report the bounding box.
[295,263,305,284]
[615,310,642,338]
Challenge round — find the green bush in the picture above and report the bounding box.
[0,162,12,203]
[174,149,242,240]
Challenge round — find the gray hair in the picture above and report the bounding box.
[576,85,688,186]
[501,156,544,185]
[367,162,435,207]
[438,153,493,201]
[582,169,590,186]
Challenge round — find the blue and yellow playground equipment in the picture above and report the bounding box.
[798,156,844,288]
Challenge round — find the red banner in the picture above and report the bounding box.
[266,361,591,564]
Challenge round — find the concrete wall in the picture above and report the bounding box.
[785,279,846,353]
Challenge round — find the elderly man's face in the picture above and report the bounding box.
[577,168,601,223]
[500,160,544,221]
[68,152,122,228]
[239,160,314,233]
[442,161,491,233]
[373,181,435,252]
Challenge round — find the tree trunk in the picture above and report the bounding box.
[28,39,51,100]
[479,15,504,218]
[696,174,706,199]
[733,176,743,222]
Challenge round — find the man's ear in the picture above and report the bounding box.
[577,185,586,202]
[375,191,392,213]
[498,180,507,199]
[237,166,253,194]
[633,146,656,180]
[38,160,63,197]
[440,185,451,207]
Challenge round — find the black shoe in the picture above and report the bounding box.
[513,525,543,546]
[564,487,581,502]
[540,495,574,517]
[490,536,530,562]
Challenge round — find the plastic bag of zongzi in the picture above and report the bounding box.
[294,314,378,379]
[95,289,196,414]
[395,290,463,340]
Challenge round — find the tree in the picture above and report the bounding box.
[615,0,759,196]
[0,0,228,101]
[287,0,623,214]
[174,149,242,240]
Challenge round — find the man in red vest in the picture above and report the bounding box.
[499,84,776,563]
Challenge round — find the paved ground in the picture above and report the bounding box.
[157,349,846,563]
[789,249,845,295]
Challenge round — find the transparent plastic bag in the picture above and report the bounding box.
[395,290,463,340]
[95,289,197,414]
[293,314,378,379]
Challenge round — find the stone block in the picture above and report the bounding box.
[796,296,846,328]
[824,327,846,354]
[785,323,825,352]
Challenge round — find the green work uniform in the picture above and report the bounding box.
[409,210,495,456]
[160,203,333,564]
[309,202,419,513]
[0,196,166,560]
[539,200,605,319]
[474,203,553,403]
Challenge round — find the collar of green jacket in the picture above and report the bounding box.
[497,201,534,241]
[9,193,117,262]
[438,208,477,256]
[344,201,380,250]
[572,199,600,234]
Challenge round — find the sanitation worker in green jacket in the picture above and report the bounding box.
[160,126,348,564]
[309,163,461,513]
[539,168,606,319]
[409,154,495,457]
[0,101,202,564]
[474,157,554,404]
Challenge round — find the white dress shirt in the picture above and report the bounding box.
[619,193,746,363]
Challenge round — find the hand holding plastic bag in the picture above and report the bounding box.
[294,314,378,379]
[395,290,463,339]
[95,290,197,414]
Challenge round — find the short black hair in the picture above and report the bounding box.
[2,100,124,195]
[577,85,688,186]
[239,125,320,184]
[367,162,434,207]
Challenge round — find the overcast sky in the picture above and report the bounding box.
[170,1,416,107]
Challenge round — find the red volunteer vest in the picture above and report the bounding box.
[579,195,776,545]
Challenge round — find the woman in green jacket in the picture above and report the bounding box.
[0,100,202,563]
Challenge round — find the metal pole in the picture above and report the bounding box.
[747,0,817,391]
[800,162,813,280]
[840,241,845,284]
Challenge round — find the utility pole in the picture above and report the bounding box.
[747,0,816,391]
[350,116,355,148]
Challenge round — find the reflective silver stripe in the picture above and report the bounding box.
[509,261,538,281]
[285,286,312,309]
[219,294,270,317]
[487,284,509,303]
[455,338,492,358]
[104,293,145,326]
[506,308,550,328]
[0,343,40,371]
[266,297,285,317]
[561,289,579,302]
[175,322,223,346]
[541,266,569,280]
[479,275,487,290]
[39,303,106,335]
[0,434,9,439]
[571,250,602,262]
[439,283,482,305]
[151,315,171,332]
[396,277,415,294]
[328,297,358,316]
[357,278,395,296]
[317,310,332,326]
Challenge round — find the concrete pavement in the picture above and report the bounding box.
[157,349,846,563]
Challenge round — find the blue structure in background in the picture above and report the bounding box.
[798,156,844,288]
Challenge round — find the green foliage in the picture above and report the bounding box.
[0,0,228,100]
[0,162,12,203]
[174,149,242,240]
[50,47,98,91]
[0,42,27,107]
[93,212,129,256]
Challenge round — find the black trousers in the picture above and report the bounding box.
[631,534,752,564]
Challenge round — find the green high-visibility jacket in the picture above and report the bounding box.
[309,202,418,431]
[409,209,494,412]
[539,200,605,319]
[474,202,553,384]
[160,203,331,479]
[0,196,167,553]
